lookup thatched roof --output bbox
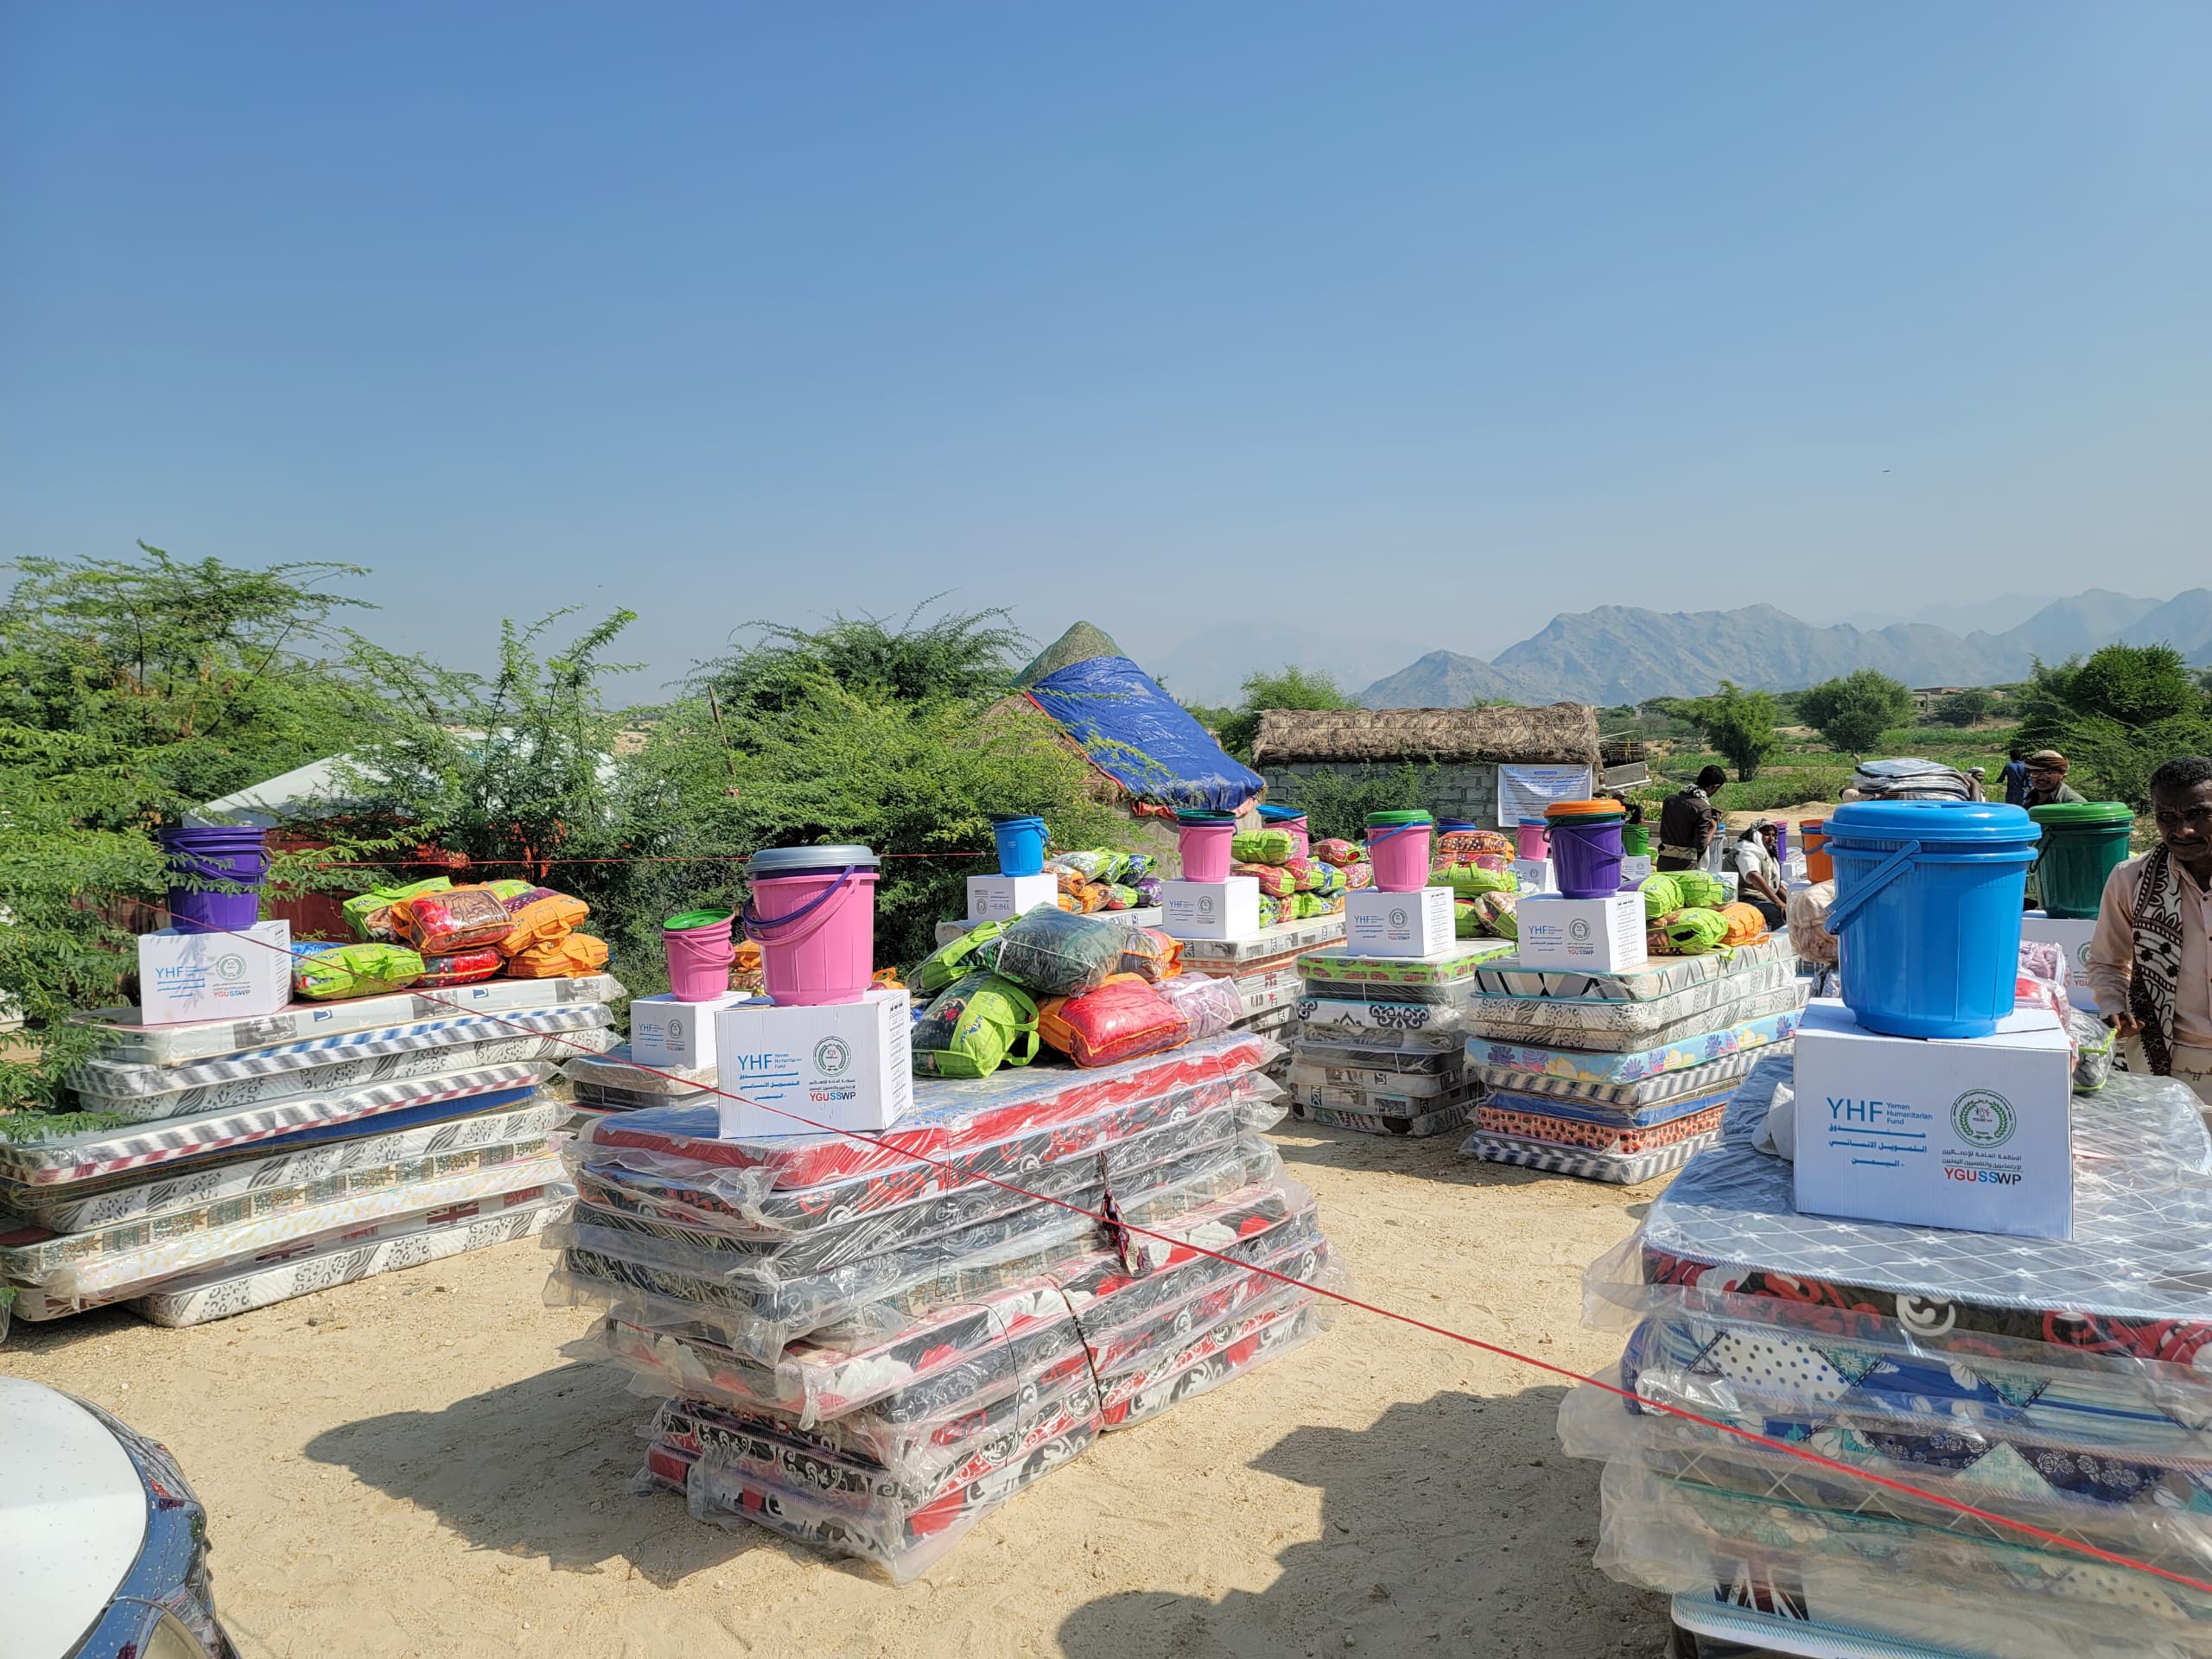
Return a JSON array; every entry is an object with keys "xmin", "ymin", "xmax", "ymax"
[
  {"xmin": 1018, "ymin": 620, "xmax": 1124, "ymax": 686},
  {"xmin": 1250, "ymin": 703, "xmax": 1600, "ymax": 768}
]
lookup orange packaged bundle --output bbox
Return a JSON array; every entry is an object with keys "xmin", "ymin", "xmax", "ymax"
[
  {"xmin": 1057, "ymin": 880, "xmax": 1109, "ymax": 914},
  {"xmin": 495, "ymin": 886, "xmax": 589, "ymax": 957},
  {"xmin": 1037, "ymin": 975, "xmax": 1190, "ymax": 1068},
  {"xmin": 505, "ymin": 931, "xmax": 611, "ymax": 978},
  {"xmin": 730, "ymin": 940, "xmax": 766, "ymax": 995},
  {"xmin": 1718, "ymin": 900, "xmax": 1770, "ymax": 947},
  {"xmin": 1437, "ymin": 829, "xmax": 1515, "ymax": 860},
  {"xmin": 391, "ymin": 884, "xmax": 513, "ymax": 956}
]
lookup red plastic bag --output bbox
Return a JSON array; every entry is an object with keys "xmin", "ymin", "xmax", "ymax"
[
  {"xmin": 1313, "ymin": 838, "xmax": 1362, "ymax": 867},
  {"xmin": 416, "ymin": 946, "xmax": 505, "ymax": 988},
  {"xmin": 391, "ymin": 885, "xmax": 513, "ymax": 955},
  {"xmin": 1036, "ymin": 976, "xmax": 1189, "ymax": 1068}
]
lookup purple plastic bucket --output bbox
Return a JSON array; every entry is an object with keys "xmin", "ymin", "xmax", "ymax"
[
  {"xmin": 159, "ymin": 824, "xmax": 269, "ymax": 932},
  {"xmin": 1550, "ymin": 818, "xmax": 1626, "ymax": 899}
]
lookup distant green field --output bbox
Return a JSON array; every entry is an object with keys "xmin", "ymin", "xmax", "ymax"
[{"xmin": 1641, "ymin": 721, "xmax": 2021, "ymax": 814}]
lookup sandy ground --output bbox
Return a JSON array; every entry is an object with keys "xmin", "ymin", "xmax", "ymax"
[{"xmin": 1, "ymin": 1124, "xmax": 1669, "ymax": 1659}]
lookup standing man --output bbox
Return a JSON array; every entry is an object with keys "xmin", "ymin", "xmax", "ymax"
[
  {"xmin": 2024, "ymin": 750, "xmax": 2086, "ymax": 808},
  {"xmin": 1731, "ymin": 819, "xmax": 1789, "ymax": 930},
  {"xmin": 2091, "ymin": 756, "xmax": 2212, "ymax": 1109},
  {"xmin": 2000, "ymin": 750, "xmax": 2031, "ymax": 806},
  {"xmin": 1965, "ymin": 766, "xmax": 1987, "ymax": 802},
  {"xmin": 1657, "ymin": 766, "xmax": 1727, "ymax": 873}
]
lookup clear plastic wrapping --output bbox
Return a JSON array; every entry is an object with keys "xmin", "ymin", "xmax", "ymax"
[
  {"xmin": 549, "ymin": 1141, "xmax": 1287, "ymax": 1363},
  {"xmin": 574, "ymin": 1031, "xmax": 1277, "ymax": 1191},
  {"xmin": 66, "ymin": 1015, "xmax": 612, "ymax": 1120},
  {"xmin": 1468, "ymin": 1008, "xmax": 1803, "ymax": 1088},
  {"xmin": 68, "ymin": 973, "xmax": 626, "ymax": 1067},
  {"xmin": 1291, "ymin": 1096, "xmax": 1478, "ymax": 1139},
  {"xmin": 1455, "ymin": 960, "xmax": 1801, "ymax": 1047},
  {"xmin": 1157, "ymin": 974, "xmax": 1246, "ymax": 1040},
  {"xmin": 0, "ymin": 1065, "xmax": 556, "ymax": 1185},
  {"xmin": 1467, "ymin": 935, "xmax": 1796, "ymax": 1001},
  {"xmin": 1591, "ymin": 1461, "xmax": 2212, "ymax": 1659},
  {"xmin": 1462, "ymin": 1129, "xmax": 1713, "ymax": 1183}
]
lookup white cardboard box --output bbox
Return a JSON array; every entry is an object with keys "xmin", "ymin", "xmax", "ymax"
[
  {"xmin": 630, "ymin": 990, "xmax": 754, "ymax": 1070},
  {"xmin": 1515, "ymin": 893, "xmax": 1647, "ymax": 971},
  {"xmin": 1617, "ymin": 855, "xmax": 1654, "ymax": 888},
  {"xmin": 1792, "ymin": 996, "xmax": 2073, "ymax": 1240},
  {"xmin": 1510, "ymin": 858, "xmax": 1554, "ymax": 894},
  {"xmin": 966, "ymin": 873, "xmax": 1060, "ymax": 924},
  {"xmin": 2021, "ymin": 911, "xmax": 2101, "ymax": 1016},
  {"xmin": 1160, "ymin": 878, "xmax": 1262, "ymax": 942},
  {"xmin": 137, "ymin": 921, "xmax": 292, "ymax": 1027},
  {"xmin": 1344, "ymin": 887, "xmax": 1455, "ymax": 958},
  {"xmin": 715, "ymin": 988, "xmax": 914, "ymax": 1140}
]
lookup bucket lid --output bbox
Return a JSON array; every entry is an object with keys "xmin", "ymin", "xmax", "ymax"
[
  {"xmin": 1543, "ymin": 800, "xmax": 1620, "ymax": 819},
  {"xmin": 746, "ymin": 844, "xmax": 880, "ymax": 878},
  {"xmin": 1544, "ymin": 811, "xmax": 1625, "ymax": 827},
  {"xmin": 1366, "ymin": 810, "xmax": 1433, "ymax": 826},
  {"xmin": 1175, "ymin": 809, "xmax": 1236, "ymax": 823},
  {"xmin": 664, "ymin": 907, "xmax": 735, "ymax": 931},
  {"xmin": 1256, "ymin": 804, "xmax": 1307, "ymax": 823},
  {"xmin": 1801, "ymin": 820, "xmax": 1825, "ymax": 833},
  {"xmin": 1826, "ymin": 800, "xmax": 2039, "ymax": 845},
  {"xmin": 2028, "ymin": 801, "xmax": 2134, "ymax": 827},
  {"xmin": 988, "ymin": 813, "xmax": 1046, "ymax": 826}
]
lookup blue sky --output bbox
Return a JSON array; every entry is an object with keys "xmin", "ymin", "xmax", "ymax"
[{"xmin": 5, "ymin": 3, "xmax": 2208, "ymax": 702}]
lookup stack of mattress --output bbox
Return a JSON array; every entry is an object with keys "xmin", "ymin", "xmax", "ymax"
[
  {"xmin": 1560, "ymin": 1052, "xmax": 2212, "ymax": 1659},
  {"xmin": 550, "ymin": 1032, "xmax": 1339, "ymax": 1578},
  {"xmin": 1457, "ymin": 938, "xmax": 1806, "ymax": 1183},
  {"xmin": 1179, "ymin": 912, "xmax": 1348, "ymax": 1060},
  {"xmin": 1284, "ymin": 939, "xmax": 1516, "ymax": 1136},
  {"xmin": 563, "ymin": 1043, "xmax": 719, "ymax": 1118},
  {"xmin": 0, "ymin": 976, "xmax": 622, "ymax": 1328}
]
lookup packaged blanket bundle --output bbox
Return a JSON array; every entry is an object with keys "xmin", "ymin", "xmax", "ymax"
[
  {"xmin": 1436, "ymin": 828, "xmax": 1514, "ymax": 861},
  {"xmin": 416, "ymin": 947, "xmax": 505, "ymax": 988},
  {"xmin": 1233, "ymin": 862, "xmax": 1297, "ymax": 899},
  {"xmin": 1311, "ymin": 838, "xmax": 1362, "ymax": 868},
  {"xmin": 391, "ymin": 884, "xmax": 513, "ymax": 955},
  {"xmin": 293, "ymin": 942, "xmax": 426, "ymax": 1001},
  {"xmin": 506, "ymin": 932, "xmax": 611, "ymax": 978},
  {"xmin": 1038, "ymin": 976, "xmax": 1188, "ymax": 1069},
  {"xmin": 1230, "ymin": 829, "xmax": 1295, "ymax": 867},
  {"xmin": 0, "ymin": 975, "xmax": 626, "ymax": 1329},
  {"xmin": 552, "ymin": 1033, "xmax": 1340, "ymax": 1579},
  {"xmin": 495, "ymin": 886, "xmax": 590, "ymax": 957},
  {"xmin": 1560, "ymin": 1055, "xmax": 2212, "ymax": 1659},
  {"xmin": 911, "ymin": 975, "xmax": 1040, "ymax": 1079},
  {"xmin": 1117, "ymin": 928, "xmax": 1183, "ymax": 984},
  {"xmin": 990, "ymin": 909, "xmax": 1125, "ymax": 998},
  {"xmin": 343, "ymin": 877, "xmax": 452, "ymax": 944}
]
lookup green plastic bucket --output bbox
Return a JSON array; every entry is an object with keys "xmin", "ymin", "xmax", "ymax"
[{"xmin": 2028, "ymin": 801, "xmax": 2134, "ymax": 919}]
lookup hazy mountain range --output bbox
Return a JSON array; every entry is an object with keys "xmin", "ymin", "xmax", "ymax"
[{"xmin": 1356, "ymin": 588, "xmax": 2212, "ymax": 709}]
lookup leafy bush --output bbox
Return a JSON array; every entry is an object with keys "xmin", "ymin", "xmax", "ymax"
[
  {"xmin": 1688, "ymin": 682, "xmax": 1781, "ymax": 780},
  {"xmin": 1212, "ymin": 666, "xmax": 1358, "ymax": 761},
  {"xmin": 1266, "ymin": 763, "xmax": 1444, "ymax": 844},
  {"xmin": 1799, "ymin": 671, "xmax": 1913, "ymax": 757},
  {"xmin": 2015, "ymin": 645, "xmax": 2212, "ymax": 808}
]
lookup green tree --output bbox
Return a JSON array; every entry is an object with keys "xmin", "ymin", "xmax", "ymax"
[
  {"xmin": 1798, "ymin": 670, "xmax": 1914, "ymax": 757},
  {"xmin": 1932, "ymin": 688, "xmax": 1993, "ymax": 728},
  {"xmin": 1689, "ymin": 681, "xmax": 1781, "ymax": 781},
  {"xmin": 0, "ymin": 548, "xmax": 400, "ymax": 1113},
  {"xmin": 1214, "ymin": 665, "xmax": 1358, "ymax": 760},
  {"xmin": 2015, "ymin": 645, "xmax": 2212, "ymax": 808}
]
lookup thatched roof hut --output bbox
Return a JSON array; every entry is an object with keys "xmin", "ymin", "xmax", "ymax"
[{"xmin": 1250, "ymin": 703, "xmax": 1599, "ymax": 769}]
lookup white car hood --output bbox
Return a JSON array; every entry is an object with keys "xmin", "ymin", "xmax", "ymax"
[{"xmin": 0, "ymin": 1377, "xmax": 147, "ymax": 1659}]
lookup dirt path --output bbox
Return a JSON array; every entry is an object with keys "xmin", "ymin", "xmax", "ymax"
[{"xmin": 2, "ymin": 1126, "xmax": 1669, "ymax": 1658}]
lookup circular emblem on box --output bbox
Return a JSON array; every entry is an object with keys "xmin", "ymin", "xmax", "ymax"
[
  {"xmin": 814, "ymin": 1036, "xmax": 853, "ymax": 1075},
  {"xmin": 1389, "ymin": 907, "xmax": 1408, "ymax": 928},
  {"xmin": 1198, "ymin": 896, "xmax": 1216, "ymax": 917},
  {"xmin": 1950, "ymin": 1088, "xmax": 2016, "ymax": 1148},
  {"xmin": 1568, "ymin": 919, "xmax": 1592, "ymax": 943},
  {"xmin": 667, "ymin": 1015, "xmax": 686, "ymax": 1039},
  {"xmin": 215, "ymin": 953, "xmax": 247, "ymax": 981}
]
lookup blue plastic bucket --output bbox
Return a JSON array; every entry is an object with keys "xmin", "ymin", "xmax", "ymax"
[
  {"xmin": 1822, "ymin": 801, "xmax": 2042, "ymax": 1039},
  {"xmin": 988, "ymin": 815, "xmax": 1048, "ymax": 878}
]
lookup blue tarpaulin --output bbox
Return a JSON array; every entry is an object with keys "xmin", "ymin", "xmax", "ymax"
[{"xmin": 1024, "ymin": 655, "xmax": 1263, "ymax": 813}]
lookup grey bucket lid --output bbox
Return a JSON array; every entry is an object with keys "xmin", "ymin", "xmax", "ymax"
[{"xmin": 746, "ymin": 844, "xmax": 880, "ymax": 877}]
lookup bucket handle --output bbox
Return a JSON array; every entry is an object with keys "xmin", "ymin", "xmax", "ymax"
[
  {"xmin": 741, "ymin": 866, "xmax": 860, "ymax": 947},
  {"xmin": 1823, "ymin": 839, "xmax": 1923, "ymax": 938},
  {"xmin": 1366, "ymin": 823, "xmax": 1431, "ymax": 846}
]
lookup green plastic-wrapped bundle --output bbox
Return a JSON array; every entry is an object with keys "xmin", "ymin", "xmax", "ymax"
[
  {"xmin": 911, "ymin": 973, "xmax": 1040, "ymax": 1078},
  {"xmin": 1471, "ymin": 890, "xmax": 1518, "ymax": 938},
  {"xmin": 1638, "ymin": 872, "xmax": 1685, "ymax": 921},
  {"xmin": 1230, "ymin": 829, "xmax": 1295, "ymax": 867},
  {"xmin": 1671, "ymin": 871, "xmax": 1729, "ymax": 911},
  {"xmin": 1433, "ymin": 862, "xmax": 1517, "ymax": 897},
  {"xmin": 1654, "ymin": 906, "xmax": 1730, "ymax": 956}
]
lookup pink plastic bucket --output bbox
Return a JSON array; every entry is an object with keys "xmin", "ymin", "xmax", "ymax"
[
  {"xmin": 1515, "ymin": 821, "xmax": 1548, "ymax": 861},
  {"xmin": 1365, "ymin": 815, "xmax": 1433, "ymax": 893},
  {"xmin": 741, "ymin": 847, "xmax": 880, "ymax": 1007},
  {"xmin": 662, "ymin": 909, "xmax": 736, "ymax": 1001},
  {"xmin": 1177, "ymin": 818, "xmax": 1236, "ymax": 883}
]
